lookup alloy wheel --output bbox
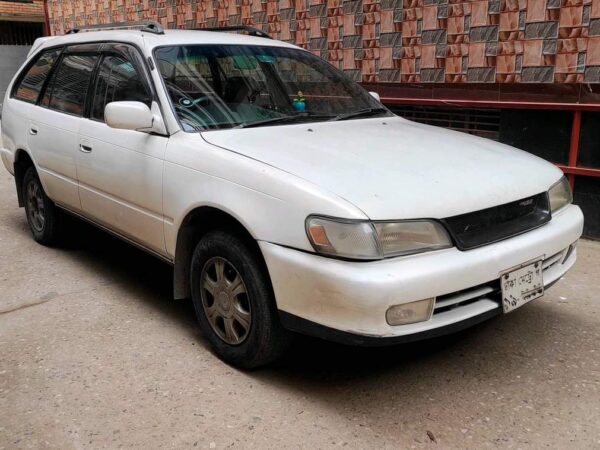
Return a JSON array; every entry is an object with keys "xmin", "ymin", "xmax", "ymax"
[
  {"xmin": 26, "ymin": 179, "xmax": 45, "ymax": 232},
  {"xmin": 200, "ymin": 256, "xmax": 252, "ymax": 345}
]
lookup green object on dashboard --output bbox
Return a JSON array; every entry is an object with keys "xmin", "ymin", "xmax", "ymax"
[
  {"xmin": 232, "ymin": 55, "xmax": 257, "ymax": 70},
  {"xmin": 256, "ymin": 54, "xmax": 276, "ymax": 63}
]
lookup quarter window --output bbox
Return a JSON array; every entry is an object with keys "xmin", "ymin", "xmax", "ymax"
[
  {"xmin": 14, "ymin": 48, "xmax": 61, "ymax": 103},
  {"xmin": 91, "ymin": 55, "xmax": 152, "ymax": 121},
  {"xmin": 41, "ymin": 54, "xmax": 98, "ymax": 116}
]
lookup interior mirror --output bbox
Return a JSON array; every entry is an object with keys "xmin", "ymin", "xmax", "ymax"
[
  {"xmin": 369, "ymin": 91, "xmax": 381, "ymax": 102},
  {"xmin": 105, "ymin": 101, "xmax": 154, "ymax": 131}
]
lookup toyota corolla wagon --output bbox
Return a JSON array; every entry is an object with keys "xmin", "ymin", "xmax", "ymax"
[{"xmin": 0, "ymin": 22, "xmax": 583, "ymax": 368}]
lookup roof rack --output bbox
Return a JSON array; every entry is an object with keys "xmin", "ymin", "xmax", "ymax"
[
  {"xmin": 196, "ymin": 25, "xmax": 272, "ymax": 39},
  {"xmin": 66, "ymin": 21, "xmax": 164, "ymax": 35}
]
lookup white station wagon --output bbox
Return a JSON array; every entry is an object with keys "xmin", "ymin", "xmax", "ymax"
[{"xmin": 1, "ymin": 22, "xmax": 584, "ymax": 368}]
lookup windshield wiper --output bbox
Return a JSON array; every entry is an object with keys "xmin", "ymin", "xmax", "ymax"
[
  {"xmin": 329, "ymin": 107, "xmax": 389, "ymax": 121},
  {"xmin": 234, "ymin": 113, "xmax": 334, "ymax": 129}
]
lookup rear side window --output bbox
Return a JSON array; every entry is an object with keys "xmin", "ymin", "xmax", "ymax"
[
  {"xmin": 41, "ymin": 54, "xmax": 98, "ymax": 116},
  {"xmin": 91, "ymin": 55, "xmax": 152, "ymax": 121},
  {"xmin": 14, "ymin": 48, "xmax": 61, "ymax": 103}
]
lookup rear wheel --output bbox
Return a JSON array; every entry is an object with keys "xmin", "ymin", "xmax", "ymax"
[
  {"xmin": 23, "ymin": 167, "xmax": 61, "ymax": 245},
  {"xmin": 190, "ymin": 230, "xmax": 291, "ymax": 369}
]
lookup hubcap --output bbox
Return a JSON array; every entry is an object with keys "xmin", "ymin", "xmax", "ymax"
[
  {"xmin": 26, "ymin": 180, "xmax": 45, "ymax": 232},
  {"xmin": 200, "ymin": 257, "xmax": 251, "ymax": 345}
]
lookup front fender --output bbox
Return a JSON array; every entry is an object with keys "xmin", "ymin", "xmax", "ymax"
[{"xmin": 162, "ymin": 132, "xmax": 368, "ymax": 259}]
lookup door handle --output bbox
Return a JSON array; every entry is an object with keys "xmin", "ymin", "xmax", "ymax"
[
  {"xmin": 29, "ymin": 126, "xmax": 38, "ymax": 135},
  {"xmin": 79, "ymin": 144, "xmax": 93, "ymax": 153}
]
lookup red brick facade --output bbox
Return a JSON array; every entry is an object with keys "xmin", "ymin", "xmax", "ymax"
[
  {"xmin": 45, "ymin": 0, "xmax": 600, "ymax": 84},
  {"xmin": 0, "ymin": 0, "xmax": 44, "ymax": 21}
]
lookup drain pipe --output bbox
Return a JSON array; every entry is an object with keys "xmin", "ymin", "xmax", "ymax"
[{"xmin": 43, "ymin": 0, "xmax": 51, "ymax": 36}]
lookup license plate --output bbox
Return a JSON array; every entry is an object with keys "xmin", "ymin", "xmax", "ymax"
[{"xmin": 500, "ymin": 260, "xmax": 544, "ymax": 313}]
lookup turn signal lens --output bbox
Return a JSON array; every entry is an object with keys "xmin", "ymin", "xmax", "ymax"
[
  {"xmin": 307, "ymin": 224, "xmax": 332, "ymax": 248},
  {"xmin": 386, "ymin": 298, "xmax": 435, "ymax": 326}
]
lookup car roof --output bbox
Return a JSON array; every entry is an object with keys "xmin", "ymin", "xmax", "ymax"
[{"xmin": 31, "ymin": 29, "xmax": 301, "ymax": 56}]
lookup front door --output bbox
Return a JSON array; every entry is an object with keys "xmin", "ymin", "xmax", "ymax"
[{"xmin": 77, "ymin": 49, "xmax": 168, "ymax": 255}]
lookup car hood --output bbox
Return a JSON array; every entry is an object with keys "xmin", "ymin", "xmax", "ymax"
[{"xmin": 201, "ymin": 116, "xmax": 563, "ymax": 220}]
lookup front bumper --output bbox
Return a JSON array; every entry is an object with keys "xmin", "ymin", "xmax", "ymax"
[{"xmin": 260, "ymin": 204, "xmax": 583, "ymax": 343}]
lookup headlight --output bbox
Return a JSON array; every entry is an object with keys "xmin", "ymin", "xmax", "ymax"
[
  {"xmin": 373, "ymin": 221, "xmax": 452, "ymax": 257},
  {"xmin": 548, "ymin": 176, "xmax": 572, "ymax": 213},
  {"xmin": 306, "ymin": 216, "xmax": 452, "ymax": 260}
]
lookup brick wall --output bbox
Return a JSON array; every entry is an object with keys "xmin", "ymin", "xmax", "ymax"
[
  {"xmin": 0, "ymin": 0, "xmax": 44, "ymax": 20},
  {"xmin": 46, "ymin": 0, "xmax": 600, "ymax": 84}
]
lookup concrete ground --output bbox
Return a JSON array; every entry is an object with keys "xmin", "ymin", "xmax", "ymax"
[{"xmin": 0, "ymin": 170, "xmax": 599, "ymax": 449}]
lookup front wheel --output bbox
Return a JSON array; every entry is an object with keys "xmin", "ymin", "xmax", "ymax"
[
  {"xmin": 23, "ymin": 167, "xmax": 61, "ymax": 245},
  {"xmin": 190, "ymin": 230, "xmax": 291, "ymax": 369}
]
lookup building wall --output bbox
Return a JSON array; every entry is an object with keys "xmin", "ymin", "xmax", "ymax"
[
  {"xmin": 47, "ymin": 0, "xmax": 600, "ymax": 84},
  {"xmin": 0, "ymin": 0, "xmax": 44, "ymax": 21},
  {"xmin": 0, "ymin": 1, "xmax": 44, "ymax": 100},
  {"xmin": 0, "ymin": 45, "xmax": 29, "ymax": 102}
]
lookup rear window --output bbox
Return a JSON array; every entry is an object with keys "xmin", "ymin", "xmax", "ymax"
[
  {"xmin": 41, "ymin": 54, "xmax": 98, "ymax": 116},
  {"xmin": 14, "ymin": 48, "xmax": 61, "ymax": 103}
]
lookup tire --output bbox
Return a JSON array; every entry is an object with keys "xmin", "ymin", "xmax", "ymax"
[
  {"xmin": 190, "ymin": 230, "xmax": 291, "ymax": 369},
  {"xmin": 23, "ymin": 167, "xmax": 61, "ymax": 245}
]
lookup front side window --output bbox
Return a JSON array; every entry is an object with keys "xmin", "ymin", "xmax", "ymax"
[
  {"xmin": 14, "ymin": 48, "xmax": 61, "ymax": 103},
  {"xmin": 41, "ymin": 54, "xmax": 98, "ymax": 116},
  {"xmin": 154, "ymin": 45, "xmax": 389, "ymax": 131},
  {"xmin": 91, "ymin": 55, "xmax": 152, "ymax": 121}
]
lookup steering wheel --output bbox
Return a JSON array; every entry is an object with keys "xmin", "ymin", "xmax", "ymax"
[
  {"xmin": 247, "ymin": 86, "xmax": 262, "ymax": 103},
  {"xmin": 165, "ymin": 80, "xmax": 218, "ymax": 110},
  {"xmin": 177, "ymin": 93, "xmax": 218, "ymax": 108}
]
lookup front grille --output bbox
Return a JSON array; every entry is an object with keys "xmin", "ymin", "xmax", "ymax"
[
  {"xmin": 434, "ymin": 281, "xmax": 500, "ymax": 314},
  {"xmin": 433, "ymin": 247, "xmax": 568, "ymax": 315},
  {"xmin": 441, "ymin": 192, "xmax": 551, "ymax": 250}
]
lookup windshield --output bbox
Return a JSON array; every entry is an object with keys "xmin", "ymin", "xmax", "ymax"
[{"xmin": 154, "ymin": 44, "xmax": 390, "ymax": 131}]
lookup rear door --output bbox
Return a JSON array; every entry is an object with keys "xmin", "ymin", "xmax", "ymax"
[
  {"xmin": 77, "ymin": 44, "xmax": 168, "ymax": 255},
  {"xmin": 22, "ymin": 47, "xmax": 99, "ymax": 211}
]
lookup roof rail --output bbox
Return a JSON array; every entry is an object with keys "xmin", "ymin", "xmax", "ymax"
[
  {"xmin": 197, "ymin": 25, "xmax": 272, "ymax": 39},
  {"xmin": 66, "ymin": 21, "xmax": 164, "ymax": 35}
]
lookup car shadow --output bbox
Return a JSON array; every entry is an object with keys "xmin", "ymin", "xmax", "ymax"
[
  {"xmin": 53, "ymin": 213, "xmax": 507, "ymax": 379},
  {"xmin": 58, "ymin": 214, "xmax": 201, "ymax": 337},
  {"xmin": 248, "ymin": 302, "xmax": 596, "ymax": 444}
]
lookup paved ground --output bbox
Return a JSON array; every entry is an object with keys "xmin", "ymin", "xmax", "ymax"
[{"xmin": 0, "ymin": 168, "xmax": 599, "ymax": 449}]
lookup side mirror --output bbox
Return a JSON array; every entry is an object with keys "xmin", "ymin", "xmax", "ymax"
[
  {"xmin": 105, "ymin": 101, "xmax": 155, "ymax": 132},
  {"xmin": 369, "ymin": 91, "xmax": 381, "ymax": 102}
]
